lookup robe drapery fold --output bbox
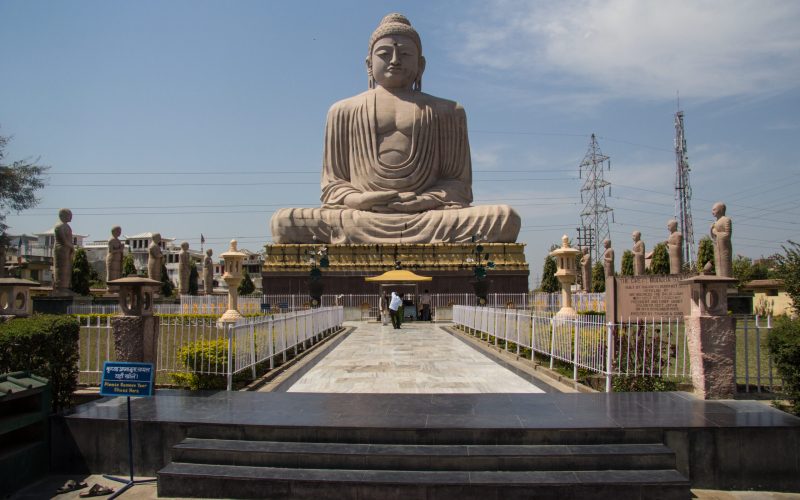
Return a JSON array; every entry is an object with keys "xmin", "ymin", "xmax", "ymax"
[{"xmin": 271, "ymin": 89, "xmax": 521, "ymax": 244}]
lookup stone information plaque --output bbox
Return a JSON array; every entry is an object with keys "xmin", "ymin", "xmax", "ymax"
[{"xmin": 613, "ymin": 275, "xmax": 690, "ymax": 321}]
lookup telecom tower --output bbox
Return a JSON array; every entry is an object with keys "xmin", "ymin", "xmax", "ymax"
[
  {"xmin": 674, "ymin": 109, "xmax": 695, "ymax": 268},
  {"xmin": 578, "ymin": 134, "xmax": 613, "ymax": 262}
]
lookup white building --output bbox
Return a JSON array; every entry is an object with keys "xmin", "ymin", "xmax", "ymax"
[{"xmin": 124, "ymin": 232, "xmax": 173, "ymax": 277}]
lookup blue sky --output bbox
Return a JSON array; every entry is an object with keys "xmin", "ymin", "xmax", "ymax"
[{"xmin": 2, "ymin": 0, "xmax": 798, "ymax": 286}]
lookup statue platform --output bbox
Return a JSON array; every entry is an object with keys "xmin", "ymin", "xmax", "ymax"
[{"xmin": 262, "ymin": 243, "xmax": 529, "ymax": 294}]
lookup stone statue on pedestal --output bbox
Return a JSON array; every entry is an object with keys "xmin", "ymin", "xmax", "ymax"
[
  {"xmin": 106, "ymin": 226, "xmax": 124, "ymax": 282},
  {"xmin": 178, "ymin": 241, "xmax": 190, "ymax": 295},
  {"xmin": 710, "ymin": 202, "xmax": 733, "ymax": 278},
  {"xmin": 147, "ymin": 233, "xmax": 164, "ymax": 282},
  {"xmin": 603, "ymin": 239, "xmax": 614, "ymax": 278},
  {"xmin": 632, "ymin": 231, "xmax": 645, "ymax": 276},
  {"xmin": 667, "ymin": 219, "xmax": 683, "ymax": 275},
  {"xmin": 203, "ymin": 249, "xmax": 214, "ymax": 295},
  {"xmin": 580, "ymin": 247, "xmax": 591, "ymax": 292},
  {"xmin": 52, "ymin": 208, "xmax": 74, "ymax": 293},
  {"xmin": 270, "ymin": 13, "xmax": 520, "ymax": 245}
]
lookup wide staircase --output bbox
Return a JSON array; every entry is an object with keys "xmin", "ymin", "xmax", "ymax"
[{"xmin": 157, "ymin": 425, "xmax": 690, "ymax": 499}]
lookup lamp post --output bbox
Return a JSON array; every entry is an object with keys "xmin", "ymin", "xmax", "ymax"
[
  {"xmin": 550, "ymin": 235, "xmax": 580, "ymax": 317},
  {"xmin": 219, "ymin": 240, "xmax": 245, "ymax": 325}
]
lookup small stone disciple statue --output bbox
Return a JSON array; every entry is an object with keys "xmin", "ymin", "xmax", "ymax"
[
  {"xmin": 105, "ymin": 226, "xmax": 124, "ymax": 282},
  {"xmin": 632, "ymin": 231, "xmax": 645, "ymax": 276},
  {"xmin": 178, "ymin": 241, "xmax": 190, "ymax": 295},
  {"xmin": 52, "ymin": 208, "xmax": 75, "ymax": 293},
  {"xmin": 147, "ymin": 233, "xmax": 164, "ymax": 282},
  {"xmin": 203, "ymin": 249, "xmax": 214, "ymax": 294},
  {"xmin": 666, "ymin": 219, "xmax": 683, "ymax": 275},
  {"xmin": 580, "ymin": 247, "xmax": 592, "ymax": 292},
  {"xmin": 710, "ymin": 202, "xmax": 733, "ymax": 278},
  {"xmin": 270, "ymin": 13, "xmax": 520, "ymax": 244},
  {"xmin": 603, "ymin": 239, "xmax": 614, "ymax": 278}
]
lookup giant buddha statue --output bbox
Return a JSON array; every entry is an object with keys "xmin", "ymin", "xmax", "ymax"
[{"xmin": 270, "ymin": 13, "xmax": 521, "ymax": 244}]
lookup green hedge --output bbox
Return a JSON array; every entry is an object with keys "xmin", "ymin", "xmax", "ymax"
[
  {"xmin": 767, "ymin": 316, "xmax": 800, "ymax": 415},
  {"xmin": 0, "ymin": 315, "xmax": 80, "ymax": 412}
]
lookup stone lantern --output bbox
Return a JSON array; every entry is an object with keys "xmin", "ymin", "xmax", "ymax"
[
  {"xmin": 219, "ymin": 240, "xmax": 245, "ymax": 325},
  {"xmin": 681, "ymin": 274, "xmax": 738, "ymax": 399},
  {"xmin": 107, "ymin": 277, "xmax": 162, "ymax": 364},
  {"xmin": 108, "ymin": 277, "xmax": 161, "ymax": 317},
  {"xmin": 0, "ymin": 278, "xmax": 40, "ymax": 318},
  {"xmin": 549, "ymin": 235, "xmax": 581, "ymax": 318}
]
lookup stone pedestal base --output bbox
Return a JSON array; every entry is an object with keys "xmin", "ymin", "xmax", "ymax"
[
  {"xmin": 262, "ymin": 243, "xmax": 529, "ymax": 294},
  {"xmin": 686, "ymin": 315, "xmax": 736, "ymax": 399},
  {"xmin": 111, "ymin": 316, "xmax": 160, "ymax": 364}
]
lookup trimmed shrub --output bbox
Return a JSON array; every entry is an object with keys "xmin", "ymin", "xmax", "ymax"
[
  {"xmin": 613, "ymin": 376, "xmax": 678, "ymax": 392},
  {"xmin": 0, "ymin": 315, "xmax": 80, "ymax": 412},
  {"xmin": 767, "ymin": 316, "xmax": 800, "ymax": 415},
  {"xmin": 170, "ymin": 338, "xmax": 249, "ymax": 390}
]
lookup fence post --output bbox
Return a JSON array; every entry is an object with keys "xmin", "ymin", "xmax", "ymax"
[
  {"xmin": 549, "ymin": 317, "xmax": 555, "ymax": 370},
  {"xmin": 605, "ymin": 322, "xmax": 614, "ymax": 392},
  {"xmin": 573, "ymin": 319, "xmax": 579, "ymax": 382},
  {"xmin": 250, "ymin": 323, "xmax": 257, "ymax": 380},
  {"xmin": 226, "ymin": 324, "xmax": 233, "ymax": 391}
]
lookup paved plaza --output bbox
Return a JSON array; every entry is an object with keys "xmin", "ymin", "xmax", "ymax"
[{"xmin": 285, "ymin": 321, "xmax": 546, "ymax": 394}]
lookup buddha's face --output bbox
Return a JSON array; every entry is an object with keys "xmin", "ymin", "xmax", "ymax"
[{"xmin": 369, "ymin": 35, "xmax": 422, "ymax": 89}]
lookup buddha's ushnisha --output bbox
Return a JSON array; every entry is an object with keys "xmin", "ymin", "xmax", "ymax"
[{"xmin": 271, "ymin": 13, "xmax": 520, "ymax": 244}]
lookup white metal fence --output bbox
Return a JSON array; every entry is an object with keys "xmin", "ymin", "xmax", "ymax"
[
  {"xmin": 70, "ymin": 292, "xmax": 587, "ymax": 317},
  {"xmin": 453, "ymin": 305, "xmax": 687, "ymax": 392},
  {"xmin": 453, "ymin": 306, "xmax": 782, "ymax": 394},
  {"xmin": 735, "ymin": 315, "xmax": 783, "ymax": 393},
  {"xmin": 77, "ymin": 307, "xmax": 344, "ymax": 389}
]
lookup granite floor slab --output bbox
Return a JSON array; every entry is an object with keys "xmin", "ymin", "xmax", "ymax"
[{"xmin": 284, "ymin": 322, "xmax": 546, "ymax": 394}]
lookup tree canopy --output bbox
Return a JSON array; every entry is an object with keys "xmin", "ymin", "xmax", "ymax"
[
  {"xmin": 649, "ymin": 243, "xmax": 670, "ymax": 275},
  {"xmin": 238, "ymin": 269, "xmax": 256, "ymax": 296},
  {"xmin": 776, "ymin": 241, "xmax": 800, "ymax": 314},
  {"xmin": 621, "ymin": 250, "xmax": 634, "ymax": 276},
  {"xmin": 71, "ymin": 248, "xmax": 92, "ymax": 296},
  {"xmin": 122, "ymin": 253, "xmax": 137, "ymax": 277},
  {"xmin": 539, "ymin": 255, "xmax": 560, "ymax": 293},
  {"xmin": 0, "ymin": 132, "xmax": 48, "ymax": 245},
  {"xmin": 697, "ymin": 237, "xmax": 715, "ymax": 274},
  {"xmin": 591, "ymin": 262, "xmax": 605, "ymax": 292}
]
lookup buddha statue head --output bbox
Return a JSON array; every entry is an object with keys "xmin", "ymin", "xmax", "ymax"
[{"xmin": 366, "ymin": 13, "xmax": 426, "ymax": 91}]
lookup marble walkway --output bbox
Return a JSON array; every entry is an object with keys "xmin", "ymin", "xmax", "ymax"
[{"xmin": 285, "ymin": 321, "xmax": 546, "ymax": 394}]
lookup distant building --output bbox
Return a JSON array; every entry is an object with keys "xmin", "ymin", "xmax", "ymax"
[
  {"xmin": 164, "ymin": 243, "xmax": 204, "ymax": 288},
  {"xmin": 213, "ymin": 247, "xmax": 264, "ymax": 292},
  {"xmin": 741, "ymin": 279, "xmax": 795, "ymax": 317},
  {"xmin": 5, "ymin": 230, "xmax": 87, "ymax": 285},
  {"xmin": 124, "ymin": 232, "xmax": 173, "ymax": 278}
]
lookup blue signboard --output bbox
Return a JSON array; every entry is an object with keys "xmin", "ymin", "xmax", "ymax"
[{"xmin": 100, "ymin": 362, "xmax": 154, "ymax": 397}]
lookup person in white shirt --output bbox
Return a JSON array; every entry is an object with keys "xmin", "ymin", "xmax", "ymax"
[{"xmin": 389, "ymin": 291, "xmax": 403, "ymax": 329}]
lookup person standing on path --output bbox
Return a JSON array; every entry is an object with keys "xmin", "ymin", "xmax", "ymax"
[
  {"xmin": 389, "ymin": 291, "xmax": 403, "ymax": 329},
  {"xmin": 420, "ymin": 289, "xmax": 431, "ymax": 321}
]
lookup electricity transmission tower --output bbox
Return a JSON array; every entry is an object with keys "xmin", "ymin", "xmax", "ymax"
[
  {"xmin": 674, "ymin": 109, "xmax": 695, "ymax": 268},
  {"xmin": 578, "ymin": 134, "xmax": 613, "ymax": 262}
]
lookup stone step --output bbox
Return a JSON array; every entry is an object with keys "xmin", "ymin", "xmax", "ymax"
[
  {"xmin": 185, "ymin": 424, "xmax": 664, "ymax": 446},
  {"xmin": 157, "ymin": 462, "xmax": 690, "ymax": 499},
  {"xmin": 172, "ymin": 438, "xmax": 677, "ymax": 471}
]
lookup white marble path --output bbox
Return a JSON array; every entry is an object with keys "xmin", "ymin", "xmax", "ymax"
[{"xmin": 286, "ymin": 321, "xmax": 545, "ymax": 394}]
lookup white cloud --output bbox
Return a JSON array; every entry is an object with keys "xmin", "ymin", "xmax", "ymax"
[{"xmin": 453, "ymin": 0, "xmax": 800, "ymax": 100}]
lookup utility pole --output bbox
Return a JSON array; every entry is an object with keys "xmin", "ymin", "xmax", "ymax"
[
  {"xmin": 579, "ymin": 134, "xmax": 613, "ymax": 262},
  {"xmin": 674, "ymin": 107, "xmax": 695, "ymax": 268}
]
